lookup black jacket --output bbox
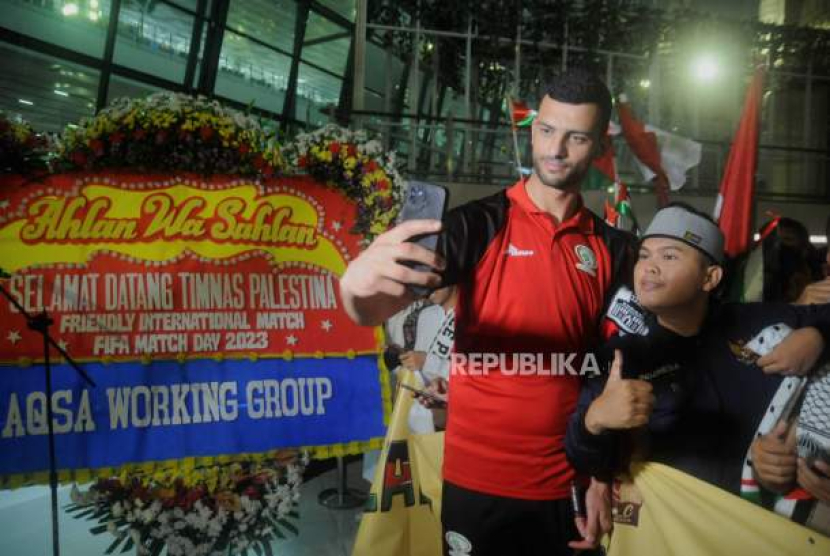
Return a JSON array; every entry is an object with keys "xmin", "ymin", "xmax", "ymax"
[{"xmin": 565, "ymin": 300, "xmax": 830, "ymax": 495}]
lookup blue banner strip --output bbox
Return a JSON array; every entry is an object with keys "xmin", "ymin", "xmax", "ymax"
[{"xmin": 0, "ymin": 355, "xmax": 386, "ymax": 475}]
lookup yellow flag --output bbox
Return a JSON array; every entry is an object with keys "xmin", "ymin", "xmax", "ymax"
[
  {"xmin": 609, "ymin": 463, "xmax": 830, "ymax": 556},
  {"xmin": 351, "ymin": 371, "xmax": 444, "ymax": 556}
]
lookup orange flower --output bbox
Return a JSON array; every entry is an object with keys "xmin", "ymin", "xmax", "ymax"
[{"xmin": 215, "ymin": 491, "xmax": 242, "ymax": 512}]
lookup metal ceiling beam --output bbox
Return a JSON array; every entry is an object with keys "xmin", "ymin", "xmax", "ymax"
[
  {"xmin": 95, "ymin": 0, "xmax": 122, "ymax": 111},
  {"xmin": 184, "ymin": 0, "xmax": 208, "ymax": 91},
  {"xmin": 196, "ymin": 0, "xmax": 230, "ymax": 95},
  {"xmin": 281, "ymin": 0, "xmax": 311, "ymax": 130},
  {"xmin": 304, "ymin": 31, "xmax": 351, "ymax": 47}
]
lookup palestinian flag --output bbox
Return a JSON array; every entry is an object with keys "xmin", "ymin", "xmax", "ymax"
[
  {"xmin": 605, "ymin": 182, "xmax": 639, "ymax": 234},
  {"xmin": 583, "ymin": 134, "xmax": 618, "ymax": 191},
  {"xmin": 714, "ymin": 67, "xmax": 764, "ymax": 258},
  {"xmin": 617, "ymin": 94, "xmax": 670, "ymax": 207},
  {"xmin": 723, "ymin": 213, "xmax": 780, "ymax": 302},
  {"xmin": 509, "ymin": 99, "xmax": 537, "ymax": 128}
]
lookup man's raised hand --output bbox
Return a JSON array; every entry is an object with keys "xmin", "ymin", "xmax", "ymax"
[
  {"xmin": 584, "ymin": 350, "xmax": 655, "ymax": 435},
  {"xmin": 339, "ymin": 219, "xmax": 445, "ymax": 325}
]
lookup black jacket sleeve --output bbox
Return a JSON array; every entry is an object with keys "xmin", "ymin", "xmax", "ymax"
[
  {"xmin": 786, "ymin": 301, "xmax": 830, "ymax": 361},
  {"xmin": 741, "ymin": 301, "xmax": 830, "ymax": 364},
  {"xmin": 565, "ymin": 370, "xmax": 619, "ymax": 480},
  {"xmin": 565, "ymin": 327, "xmax": 689, "ymax": 479},
  {"xmin": 435, "ymin": 191, "xmax": 509, "ymax": 287}
]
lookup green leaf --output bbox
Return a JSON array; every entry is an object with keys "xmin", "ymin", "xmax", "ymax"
[
  {"xmin": 149, "ymin": 538, "xmax": 164, "ymax": 556},
  {"xmin": 63, "ymin": 505, "xmax": 90, "ymax": 514},
  {"xmin": 287, "ymin": 510, "xmax": 299, "ymax": 519},
  {"xmin": 263, "ymin": 541, "xmax": 274, "ymax": 556},
  {"xmin": 252, "ymin": 542, "xmax": 262, "ymax": 556},
  {"xmin": 90, "ymin": 524, "xmax": 110, "ymax": 535},
  {"xmin": 121, "ymin": 538, "xmax": 135, "ymax": 554},
  {"xmin": 268, "ymin": 520, "xmax": 285, "ymax": 540},
  {"xmin": 75, "ymin": 508, "xmax": 98, "ymax": 519},
  {"xmin": 104, "ymin": 535, "xmax": 125, "ymax": 555},
  {"xmin": 276, "ymin": 519, "xmax": 299, "ymax": 536}
]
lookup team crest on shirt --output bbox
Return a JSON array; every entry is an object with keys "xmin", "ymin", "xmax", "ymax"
[{"xmin": 574, "ymin": 244, "xmax": 597, "ymax": 276}]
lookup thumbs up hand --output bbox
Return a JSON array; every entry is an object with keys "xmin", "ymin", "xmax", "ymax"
[{"xmin": 584, "ymin": 350, "xmax": 655, "ymax": 435}]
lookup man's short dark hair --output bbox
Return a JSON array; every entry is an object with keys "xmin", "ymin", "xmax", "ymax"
[{"xmin": 544, "ymin": 68, "xmax": 612, "ymax": 135}]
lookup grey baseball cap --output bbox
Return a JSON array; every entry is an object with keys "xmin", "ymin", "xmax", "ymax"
[{"xmin": 642, "ymin": 205, "xmax": 725, "ymax": 264}]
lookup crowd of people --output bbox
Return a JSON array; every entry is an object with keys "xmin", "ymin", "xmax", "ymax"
[{"xmin": 340, "ymin": 68, "xmax": 830, "ymax": 555}]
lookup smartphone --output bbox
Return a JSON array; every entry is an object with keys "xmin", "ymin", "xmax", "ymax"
[
  {"xmin": 397, "ymin": 181, "xmax": 449, "ymax": 297},
  {"xmin": 399, "ymin": 382, "xmax": 447, "ymax": 407}
]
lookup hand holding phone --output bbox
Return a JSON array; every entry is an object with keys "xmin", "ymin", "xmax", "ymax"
[
  {"xmin": 339, "ymin": 183, "xmax": 448, "ymax": 325},
  {"xmin": 397, "ymin": 181, "xmax": 449, "ymax": 297},
  {"xmin": 400, "ymin": 382, "xmax": 447, "ymax": 408}
]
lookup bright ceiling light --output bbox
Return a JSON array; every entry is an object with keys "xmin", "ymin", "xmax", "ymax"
[
  {"xmin": 692, "ymin": 55, "xmax": 719, "ymax": 82},
  {"xmin": 62, "ymin": 3, "xmax": 79, "ymax": 16},
  {"xmin": 18, "ymin": 99, "xmax": 34, "ymax": 106},
  {"xmin": 639, "ymin": 79, "xmax": 651, "ymax": 89},
  {"xmin": 54, "ymin": 89, "xmax": 70, "ymax": 97}
]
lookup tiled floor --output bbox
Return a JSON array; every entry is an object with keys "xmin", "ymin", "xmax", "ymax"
[{"xmin": 0, "ymin": 460, "xmax": 370, "ymax": 556}]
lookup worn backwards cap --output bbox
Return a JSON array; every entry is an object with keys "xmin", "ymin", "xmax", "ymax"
[{"xmin": 642, "ymin": 206, "xmax": 725, "ymax": 264}]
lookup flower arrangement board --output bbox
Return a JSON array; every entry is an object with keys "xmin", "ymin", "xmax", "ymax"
[{"xmin": 0, "ymin": 172, "xmax": 393, "ymax": 489}]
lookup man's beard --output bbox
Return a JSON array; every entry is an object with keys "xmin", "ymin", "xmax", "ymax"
[{"xmin": 532, "ymin": 155, "xmax": 588, "ymax": 191}]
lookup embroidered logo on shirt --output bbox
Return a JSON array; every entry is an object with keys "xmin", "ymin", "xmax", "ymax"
[
  {"xmin": 575, "ymin": 244, "xmax": 597, "ymax": 276},
  {"xmin": 505, "ymin": 244, "xmax": 535, "ymax": 257},
  {"xmin": 728, "ymin": 339, "xmax": 759, "ymax": 365}
]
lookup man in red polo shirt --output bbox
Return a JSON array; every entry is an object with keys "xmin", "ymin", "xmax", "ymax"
[{"xmin": 340, "ymin": 68, "xmax": 632, "ymax": 555}]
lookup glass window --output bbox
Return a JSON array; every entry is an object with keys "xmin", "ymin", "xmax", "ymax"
[
  {"xmin": 302, "ymin": 11, "xmax": 350, "ymax": 77},
  {"xmin": 214, "ymin": 31, "xmax": 292, "ymax": 114},
  {"xmin": 226, "ymin": 0, "xmax": 296, "ymax": 55},
  {"xmin": 316, "ymin": 0, "xmax": 355, "ymax": 23},
  {"xmin": 107, "ymin": 73, "xmax": 161, "ymax": 104},
  {"xmin": 114, "ymin": 0, "xmax": 195, "ymax": 83},
  {"xmin": 296, "ymin": 62, "xmax": 343, "ymax": 125},
  {"xmin": 0, "ymin": 43, "xmax": 98, "ymax": 132},
  {"xmin": 165, "ymin": 0, "xmax": 201, "ymax": 12},
  {"xmin": 2, "ymin": 0, "xmax": 112, "ymax": 58}
]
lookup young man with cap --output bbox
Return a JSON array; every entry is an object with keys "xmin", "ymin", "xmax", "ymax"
[
  {"xmin": 341, "ymin": 68, "xmax": 632, "ymax": 555},
  {"xmin": 565, "ymin": 203, "xmax": 830, "ymax": 494}
]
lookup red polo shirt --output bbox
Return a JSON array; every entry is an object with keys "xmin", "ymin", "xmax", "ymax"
[{"xmin": 442, "ymin": 180, "xmax": 618, "ymax": 500}]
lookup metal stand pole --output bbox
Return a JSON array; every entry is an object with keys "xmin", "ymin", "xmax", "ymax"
[
  {"xmin": 0, "ymin": 281, "xmax": 95, "ymax": 556},
  {"xmin": 317, "ymin": 457, "xmax": 366, "ymax": 509}
]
